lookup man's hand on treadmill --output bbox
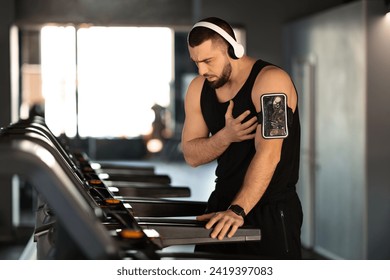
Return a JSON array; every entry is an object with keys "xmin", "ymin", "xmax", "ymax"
[{"xmin": 196, "ymin": 211, "xmax": 244, "ymax": 240}]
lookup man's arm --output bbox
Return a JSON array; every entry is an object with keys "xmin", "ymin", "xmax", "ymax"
[
  {"xmin": 197, "ymin": 66, "xmax": 298, "ymax": 239},
  {"xmin": 181, "ymin": 76, "xmax": 257, "ymax": 167}
]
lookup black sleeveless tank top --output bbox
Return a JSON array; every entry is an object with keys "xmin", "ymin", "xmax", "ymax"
[{"xmin": 200, "ymin": 59, "xmax": 301, "ymax": 207}]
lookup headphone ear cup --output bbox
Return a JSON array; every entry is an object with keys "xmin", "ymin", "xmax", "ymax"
[
  {"xmin": 228, "ymin": 45, "xmax": 238, "ymax": 59},
  {"xmin": 227, "ymin": 42, "xmax": 244, "ymax": 59},
  {"xmin": 234, "ymin": 43, "xmax": 245, "ymax": 59}
]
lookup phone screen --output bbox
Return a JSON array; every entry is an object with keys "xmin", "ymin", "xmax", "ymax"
[{"xmin": 261, "ymin": 93, "xmax": 288, "ymax": 139}]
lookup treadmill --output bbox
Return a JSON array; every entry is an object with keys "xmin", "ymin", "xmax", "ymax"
[{"xmin": 0, "ymin": 119, "xmax": 261, "ymax": 259}]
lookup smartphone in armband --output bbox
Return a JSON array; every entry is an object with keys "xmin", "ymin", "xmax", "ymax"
[{"xmin": 260, "ymin": 93, "xmax": 289, "ymax": 139}]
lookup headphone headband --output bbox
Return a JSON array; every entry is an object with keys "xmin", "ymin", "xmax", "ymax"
[{"xmin": 191, "ymin": 21, "xmax": 245, "ymax": 59}]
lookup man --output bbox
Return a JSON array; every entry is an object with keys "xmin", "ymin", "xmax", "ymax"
[{"xmin": 181, "ymin": 17, "xmax": 303, "ymax": 259}]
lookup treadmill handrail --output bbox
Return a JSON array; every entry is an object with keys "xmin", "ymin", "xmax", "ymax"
[{"xmin": 0, "ymin": 138, "xmax": 120, "ymax": 259}]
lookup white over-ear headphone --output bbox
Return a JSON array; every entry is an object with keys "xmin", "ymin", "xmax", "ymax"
[{"xmin": 191, "ymin": 21, "xmax": 245, "ymax": 59}]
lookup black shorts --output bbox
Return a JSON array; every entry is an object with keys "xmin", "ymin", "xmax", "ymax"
[{"xmin": 195, "ymin": 191, "xmax": 303, "ymax": 260}]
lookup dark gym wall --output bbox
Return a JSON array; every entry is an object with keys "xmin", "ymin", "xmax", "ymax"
[
  {"xmin": 14, "ymin": 0, "xmax": 193, "ymax": 26},
  {"xmin": 0, "ymin": 0, "xmax": 15, "ymax": 127}
]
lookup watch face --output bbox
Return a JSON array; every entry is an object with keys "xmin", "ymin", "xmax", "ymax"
[
  {"xmin": 232, "ymin": 205, "xmax": 242, "ymax": 214},
  {"xmin": 229, "ymin": 205, "xmax": 245, "ymax": 217}
]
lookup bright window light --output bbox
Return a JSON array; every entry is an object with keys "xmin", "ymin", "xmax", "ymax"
[
  {"xmin": 41, "ymin": 26, "xmax": 77, "ymax": 137},
  {"xmin": 40, "ymin": 26, "xmax": 173, "ymax": 138},
  {"xmin": 77, "ymin": 26, "xmax": 173, "ymax": 138}
]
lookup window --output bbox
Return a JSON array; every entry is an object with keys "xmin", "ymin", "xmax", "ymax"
[
  {"xmin": 41, "ymin": 26, "xmax": 77, "ymax": 136},
  {"xmin": 40, "ymin": 26, "xmax": 173, "ymax": 138}
]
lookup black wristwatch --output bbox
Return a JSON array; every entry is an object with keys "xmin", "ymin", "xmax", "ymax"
[{"xmin": 228, "ymin": 204, "xmax": 246, "ymax": 218}]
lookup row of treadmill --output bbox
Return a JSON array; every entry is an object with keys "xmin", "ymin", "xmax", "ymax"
[{"xmin": 0, "ymin": 115, "xmax": 261, "ymax": 259}]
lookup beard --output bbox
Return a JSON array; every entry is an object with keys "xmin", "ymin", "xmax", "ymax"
[{"xmin": 205, "ymin": 62, "xmax": 232, "ymax": 89}]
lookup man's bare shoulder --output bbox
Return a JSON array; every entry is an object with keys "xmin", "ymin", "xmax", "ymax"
[
  {"xmin": 251, "ymin": 65, "xmax": 297, "ymax": 109},
  {"xmin": 252, "ymin": 64, "xmax": 294, "ymax": 94},
  {"xmin": 187, "ymin": 75, "xmax": 205, "ymax": 94},
  {"xmin": 257, "ymin": 65, "xmax": 292, "ymax": 86},
  {"xmin": 183, "ymin": 75, "xmax": 206, "ymax": 113}
]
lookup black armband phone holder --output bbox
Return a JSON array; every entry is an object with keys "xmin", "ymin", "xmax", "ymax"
[{"xmin": 257, "ymin": 93, "xmax": 293, "ymax": 139}]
